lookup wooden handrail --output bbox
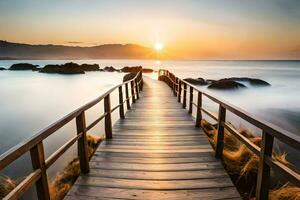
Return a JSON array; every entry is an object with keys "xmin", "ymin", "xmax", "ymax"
[
  {"xmin": 158, "ymin": 69, "xmax": 300, "ymax": 200},
  {"xmin": 0, "ymin": 70, "xmax": 143, "ymax": 200}
]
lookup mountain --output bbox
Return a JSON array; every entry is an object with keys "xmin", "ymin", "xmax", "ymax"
[{"xmin": 0, "ymin": 40, "xmax": 155, "ymax": 59}]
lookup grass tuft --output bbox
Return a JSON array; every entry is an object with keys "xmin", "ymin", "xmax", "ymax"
[{"xmin": 0, "ymin": 176, "xmax": 19, "ymax": 199}]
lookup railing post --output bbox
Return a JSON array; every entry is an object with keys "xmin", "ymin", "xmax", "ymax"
[
  {"xmin": 182, "ymin": 82, "xmax": 187, "ymax": 108},
  {"xmin": 215, "ymin": 104, "xmax": 226, "ymax": 158},
  {"xmin": 177, "ymin": 80, "xmax": 182, "ymax": 103},
  {"xmin": 141, "ymin": 73, "xmax": 143, "ymax": 91},
  {"xmin": 173, "ymin": 75, "xmax": 176, "ymax": 96},
  {"xmin": 30, "ymin": 142, "xmax": 50, "ymax": 200},
  {"xmin": 135, "ymin": 78, "xmax": 139, "ymax": 99},
  {"xmin": 195, "ymin": 91, "xmax": 202, "ymax": 127},
  {"xmin": 104, "ymin": 94, "xmax": 113, "ymax": 139},
  {"xmin": 256, "ymin": 131, "xmax": 274, "ymax": 200},
  {"xmin": 76, "ymin": 111, "xmax": 90, "ymax": 173},
  {"xmin": 118, "ymin": 86, "xmax": 125, "ymax": 119},
  {"xmin": 175, "ymin": 77, "xmax": 178, "ymax": 97},
  {"xmin": 139, "ymin": 72, "xmax": 143, "ymax": 91},
  {"xmin": 131, "ymin": 81, "xmax": 136, "ymax": 103},
  {"xmin": 189, "ymin": 86, "xmax": 193, "ymax": 114},
  {"xmin": 125, "ymin": 83, "xmax": 131, "ymax": 110}
]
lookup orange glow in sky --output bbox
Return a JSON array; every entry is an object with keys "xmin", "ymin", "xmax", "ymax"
[{"xmin": 0, "ymin": 0, "xmax": 299, "ymax": 59}]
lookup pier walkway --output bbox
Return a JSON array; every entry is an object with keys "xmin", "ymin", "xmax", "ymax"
[{"xmin": 66, "ymin": 77, "xmax": 241, "ymax": 200}]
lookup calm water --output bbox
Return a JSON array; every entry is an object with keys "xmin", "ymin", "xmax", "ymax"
[{"xmin": 0, "ymin": 59, "xmax": 299, "ymax": 198}]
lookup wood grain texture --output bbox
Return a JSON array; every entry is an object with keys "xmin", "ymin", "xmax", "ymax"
[{"xmin": 67, "ymin": 77, "xmax": 240, "ymax": 200}]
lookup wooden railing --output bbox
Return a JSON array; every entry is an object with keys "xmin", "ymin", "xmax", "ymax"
[
  {"xmin": 0, "ymin": 71, "xmax": 143, "ymax": 200},
  {"xmin": 158, "ymin": 69, "xmax": 300, "ymax": 200}
]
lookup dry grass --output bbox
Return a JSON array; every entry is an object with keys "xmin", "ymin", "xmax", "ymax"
[
  {"xmin": 201, "ymin": 119, "xmax": 298, "ymax": 199},
  {"xmin": 0, "ymin": 176, "xmax": 20, "ymax": 199},
  {"xmin": 49, "ymin": 134, "xmax": 102, "ymax": 200},
  {"xmin": 0, "ymin": 134, "xmax": 102, "ymax": 200},
  {"xmin": 269, "ymin": 183, "xmax": 300, "ymax": 200}
]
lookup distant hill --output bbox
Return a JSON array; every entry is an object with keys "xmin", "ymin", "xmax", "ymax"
[{"xmin": 0, "ymin": 40, "xmax": 156, "ymax": 59}]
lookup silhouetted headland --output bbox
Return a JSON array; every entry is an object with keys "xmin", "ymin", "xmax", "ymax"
[{"xmin": 0, "ymin": 40, "xmax": 156, "ymax": 59}]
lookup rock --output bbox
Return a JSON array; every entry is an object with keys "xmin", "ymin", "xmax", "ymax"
[
  {"xmin": 121, "ymin": 66, "xmax": 142, "ymax": 73},
  {"xmin": 80, "ymin": 64, "xmax": 100, "ymax": 71},
  {"xmin": 39, "ymin": 62, "xmax": 85, "ymax": 74},
  {"xmin": 0, "ymin": 67, "xmax": 6, "ymax": 70},
  {"xmin": 9, "ymin": 63, "xmax": 38, "ymax": 71},
  {"xmin": 208, "ymin": 80, "xmax": 246, "ymax": 90},
  {"xmin": 184, "ymin": 78, "xmax": 208, "ymax": 85},
  {"xmin": 142, "ymin": 68, "xmax": 154, "ymax": 73},
  {"xmin": 221, "ymin": 77, "xmax": 270, "ymax": 86},
  {"xmin": 123, "ymin": 72, "xmax": 137, "ymax": 82},
  {"xmin": 104, "ymin": 66, "xmax": 118, "ymax": 72}
]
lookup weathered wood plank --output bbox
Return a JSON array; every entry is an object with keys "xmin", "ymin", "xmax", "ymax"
[
  {"xmin": 89, "ymin": 162, "xmax": 224, "ymax": 171},
  {"xmin": 85, "ymin": 168, "xmax": 228, "ymax": 180},
  {"xmin": 93, "ymin": 152, "xmax": 216, "ymax": 158},
  {"xmin": 91, "ymin": 156, "xmax": 218, "ymax": 164},
  {"xmin": 74, "ymin": 176, "xmax": 234, "ymax": 190},
  {"xmin": 67, "ymin": 186, "xmax": 241, "ymax": 200}
]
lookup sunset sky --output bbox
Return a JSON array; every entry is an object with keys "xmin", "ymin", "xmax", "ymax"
[{"xmin": 0, "ymin": 0, "xmax": 300, "ymax": 59}]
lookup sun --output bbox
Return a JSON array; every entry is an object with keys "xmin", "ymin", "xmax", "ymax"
[{"xmin": 154, "ymin": 42, "xmax": 164, "ymax": 52}]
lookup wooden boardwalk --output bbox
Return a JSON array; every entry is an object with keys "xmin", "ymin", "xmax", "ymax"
[{"xmin": 66, "ymin": 77, "xmax": 241, "ymax": 200}]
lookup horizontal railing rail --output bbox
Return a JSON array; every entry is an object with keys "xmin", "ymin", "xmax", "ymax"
[
  {"xmin": 0, "ymin": 71, "xmax": 143, "ymax": 200},
  {"xmin": 158, "ymin": 69, "xmax": 300, "ymax": 200}
]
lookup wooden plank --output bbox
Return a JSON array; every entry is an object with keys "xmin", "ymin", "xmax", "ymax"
[
  {"xmin": 93, "ymin": 152, "xmax": 216, "ymax": 158},
  {"xmin": 74, "ymin": 176, "xmax": 234, "ymax": 190},
  {"xmin": 97, "ymin": 148, "xmax": 214, "ymax": 154},
  {"xmin": 91, "ymin": 156, "xmax": 218, "ymax": 164},
  {"xmin": 85, "ymin": 168, "xmax": 228, "ymax": 180},
  {"xmin": 66, "ymin": 186, "xmax": 241, "ymax": 200},
  {"xmin": 100, "ymin": 140, "xmax": 210, "ymax": 146},
  {"xmin": 98, "ymin": 144, "xmax": 212, "ymax": 150},
  {"xmin": 89, "ymin": 162, "xmax": 223, "ymax": 171}
]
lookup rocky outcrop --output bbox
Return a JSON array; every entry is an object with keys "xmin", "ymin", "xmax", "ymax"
[
  {"xmin": 220, "ymin": 77, "xmax": 270, "ymax": 86},
  {"xmin": 121, "ymin": 66, "xmax": 142, "ymax": 73},
  {"xmin": 104, "ymin": 66, "xmax": 118, "ymax": 72},
  {"xmin": 80, "ymin": 64, "xmax": 100, "ymax": 71},
  {"xmin": 184, "ymin": 76, "xmax": 270, "ymax": 90},
  {"xmin": 39, "ymin": 62, "xmax": 85, "ymax": 74},
  {"xmin": 208, "ymin": 80, "xmax": 246, "ymax": 90},
  {"xmin": 184, "ymin": 78, "xmax": 208, "ymax": 85},
  {"xmin": 0, "ymin": 67, "xmax": 6, "ymax": 70},
  {"xmin": 9, "ymin": 63, "xmax": 38, "ymax": 71},
  {"xmin": 142, "ymin": 68, "xmax": 154, "ymax": 73},
  {"xmin": 123, "ymin": 72, "xmax": 137, "ymax": 82}
]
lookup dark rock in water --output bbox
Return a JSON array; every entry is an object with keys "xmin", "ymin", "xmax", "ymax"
[
  {"xmin": 80, "ymin": 64, "xmax": 100, "ymax": 71},
  {"xmin": 40, "ymin": 62, "xmax": 85, "ymax": 74},
  {"xmin": 121, "ymin": 66, "xmax": 142, "ymax": 73},
  {"xmin": 104, "ymin": 66, "xmax": 118, "ymax": 72},
  {"xmin": 208, "ymin": 80, "xmax": 246, "ymax": 90},
  {"xmin": 220, "ymin": 77, "xmax": 270, "ymax": 86},
  {"xmin": 9, "ymin": 63, "xmax": 38, "ymax": 71},
  {"xmin": 0, "ymin": 67, "xmax": 6, "ymax": 70},
  {"xmin": 184, "ymin": 78, "xmax": 208, "ymax": 85},
  {"xmin": 123, "ymin": 72, "xmax": 137, "ymax": 82},
  {"xmin": 142, "ymin": 68, "xmax": 154, "ymax": 73}
]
